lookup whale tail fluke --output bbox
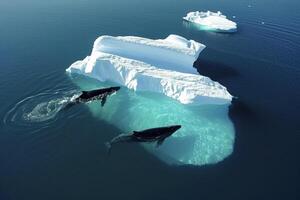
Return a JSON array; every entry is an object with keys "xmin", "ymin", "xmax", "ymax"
[{"xmin": 105, "ymin": 142, "xmax": 112, "ymax": 154}]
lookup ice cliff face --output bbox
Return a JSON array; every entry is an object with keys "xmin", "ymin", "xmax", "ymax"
[
  {"xmin": 183, "ymin": 11, "xmax": 237, "ymax": 32},
  {"xmin": 66, "ymin": 34, "xmax": 232, "ymax": 105},
  {"xmin": 92, "ymin": 34, "xmax": 204, "ymax": 74},
  {"xmin": 66, "ymin": 34, "xmax": 235, "ymax": 165}
]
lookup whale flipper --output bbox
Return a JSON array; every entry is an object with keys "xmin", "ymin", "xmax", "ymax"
[
  {"xmin": 101, "ymin": 96, "xmax": 107, "ymax": 107},
  {"xmin": 156, "ymin": 137, "xmax": 166, "ymax": 147}
]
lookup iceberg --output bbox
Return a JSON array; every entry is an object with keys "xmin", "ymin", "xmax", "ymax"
[
  {"xmin": 66, "ymin": 35, "xmax": 232, "ymax": 105},
  {"xmin": 66, "ymin": 34, "xmax": 235, "ymax": 165},
  {"xmin": 183, "ymin": 11, "xmax": 237, "ymax": 32},
  {"xmin": 90, "ymin": 34, "xmax": 205, "ymax": 74}
]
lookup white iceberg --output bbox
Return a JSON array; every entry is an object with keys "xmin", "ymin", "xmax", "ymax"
[
  {"xmin": 66, "ymin": 34, "xmax": 235, "ymax": 165},
  {"xmin": 183, "ymin": 11, "xmax": 237, "ymax": 32},
  {"xmin": 92, "ymin": 34, "xmax": 205, "ymax": 74},
  {"xmin": 66, "ymin": 35, "xmax": 232, "ymax": 105}
]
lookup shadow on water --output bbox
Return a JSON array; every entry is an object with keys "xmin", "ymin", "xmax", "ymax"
[
  {"xmin": 194, "ymin": 58, "xmax": 239, "ymax": 81},
  {"xmin": 193, "ymin": 47, "xmax": 241, "ymax": 83},
  {"xmin": 229, "ymin": 98, "xmax": 258, "ymax": 120},
  {"xmin": 185, "ymin": 50, "xmax": 299, "ymax": 199}
]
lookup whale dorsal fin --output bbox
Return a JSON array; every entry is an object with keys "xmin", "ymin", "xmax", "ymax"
[{"xmin": 156, "ymin": 137, "xmax": 166, "ymax": 147}]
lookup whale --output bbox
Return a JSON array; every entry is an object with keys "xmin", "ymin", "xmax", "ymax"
[
  {"xmin": 65, "ymin": 86, "xmax": 121, "ymax": 109},
  {"xmin": 105, "ymin": 125, "xmax": 181, "ymax": 153},
  {"xmin": 75, "ymin": 86, "xmax": 120, "ymax": 105}
]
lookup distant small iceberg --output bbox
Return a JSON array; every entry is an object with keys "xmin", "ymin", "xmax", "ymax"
[{"xmin": 183, "ymin": 11, "xmax": 237, "ymax": 32}]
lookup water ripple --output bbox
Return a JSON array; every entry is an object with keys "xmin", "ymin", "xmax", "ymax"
[{"xmin": 3, "ymin": 90, "xmax": 80, "ymax": 134}]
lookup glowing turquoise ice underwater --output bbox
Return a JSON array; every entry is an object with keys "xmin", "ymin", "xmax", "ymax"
[
  {"xmin": 68, "ymin": 74, "xmax": 235, "ymax": 165},
  {"xmin": 183, "ymin": 21, "xmax": 236, "ymax": 33}
]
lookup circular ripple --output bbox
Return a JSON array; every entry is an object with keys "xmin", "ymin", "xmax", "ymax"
[{"xmin": 3, "ymin": 90, "xmax": 80, "ymax": 133}]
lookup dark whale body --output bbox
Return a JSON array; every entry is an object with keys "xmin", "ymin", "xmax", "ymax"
[
  {"xmin": 64, "ymin": 86, "xmax": 121, "ymax": 109},
  {"xmin": 75, "ymin": 86, "xmax": 121, "ymax": 106},
  {"xmin": 105, "ymin": 125, "xmax": 181, "ymax": 152}
]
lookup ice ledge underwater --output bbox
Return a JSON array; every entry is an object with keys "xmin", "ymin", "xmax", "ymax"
[{"xmin": 66, "ymin": 34, "xmax": 235, "ymax": 166}]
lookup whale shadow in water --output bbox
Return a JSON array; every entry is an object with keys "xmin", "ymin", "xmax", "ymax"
[{"xmin": 229, "ymin": 98, "xmax": 258, "ymax": 121}]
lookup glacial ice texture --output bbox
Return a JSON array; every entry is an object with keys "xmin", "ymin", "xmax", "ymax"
[
  {"xmin": 183, "ymin": 11, "xmax": 237, "ymax": 32},
  {"xmin": 91, "ymin": 34, "xmax": 205, "ymax": 74},
  {"xmin": 67, "ymin": 35, "xmax": 232, "ymax": 105}
]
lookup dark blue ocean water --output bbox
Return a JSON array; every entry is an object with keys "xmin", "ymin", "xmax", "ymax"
[{"xmin": 0, "ymin": 0, "xmax": 299, "ymax": 199}]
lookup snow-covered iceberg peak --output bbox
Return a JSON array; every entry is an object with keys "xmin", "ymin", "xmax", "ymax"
[
  {"xmin": 67, "ymin": 52, "xmax": 232, "ymax": 105},
  {"xmin": 92, "ymin": 34, "xmax": 205, "ymax": 74},
  {"xmin": 183, "ymin": 11, "xmax": 237, "ymax": 32},
  {"xmin": 66, "ymin": 34, "xmax": 232, "ymax": 105}
]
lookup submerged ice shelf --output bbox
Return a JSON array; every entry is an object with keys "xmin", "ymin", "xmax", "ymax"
[
  {"xmin": 67, "ymin": 35, "xmax": 232, "ymax": 105},
  {"xmin": 68, "ymin": 76, "xmax": 235, "ymax": 166},
  {"xmin": 66, "ymin": 34, "xmax": 235, "ymax": 165},
  {"xmin": 183, "ymin": 11, "xmax": 237, "ymax": 32}
]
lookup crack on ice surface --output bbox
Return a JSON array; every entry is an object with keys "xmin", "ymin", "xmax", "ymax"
[{"xmin": 66, "ymin": 34, "xmax": 235, "ymax": 165}]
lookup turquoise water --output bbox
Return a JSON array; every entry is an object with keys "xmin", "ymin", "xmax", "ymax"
[
  {"xmin": 69, "ymin": 75, "xmax": 234, "ymax": 165},
  {"xmin": 0, "ymin": 0, "xmax": 299, "ymax": 199}
]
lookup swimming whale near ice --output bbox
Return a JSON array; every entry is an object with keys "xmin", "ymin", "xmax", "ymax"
[
  {"xmin": 65, "ymin": 86, "xmax": 120, "ymax": 109},
  {"xmin": 66, "ymin": 35, "xmax": 235, "ymax": 165},
  {"xmin": 75, "ymin": 86, "xmax": 120, "ymax": 105},
  {"xmin": 105, "ymin": 125, "xmax": 181, "ymax": 152}
]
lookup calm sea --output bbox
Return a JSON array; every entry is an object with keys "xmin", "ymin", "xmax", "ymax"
[{"xmin": 0, "ymin": 0, "xmax": 299, "ymax": 199}]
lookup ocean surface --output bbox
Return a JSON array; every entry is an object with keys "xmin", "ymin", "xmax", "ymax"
[{"xmin": 0, "ymin": 0, "xmax": 299, "ymax": 199}]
